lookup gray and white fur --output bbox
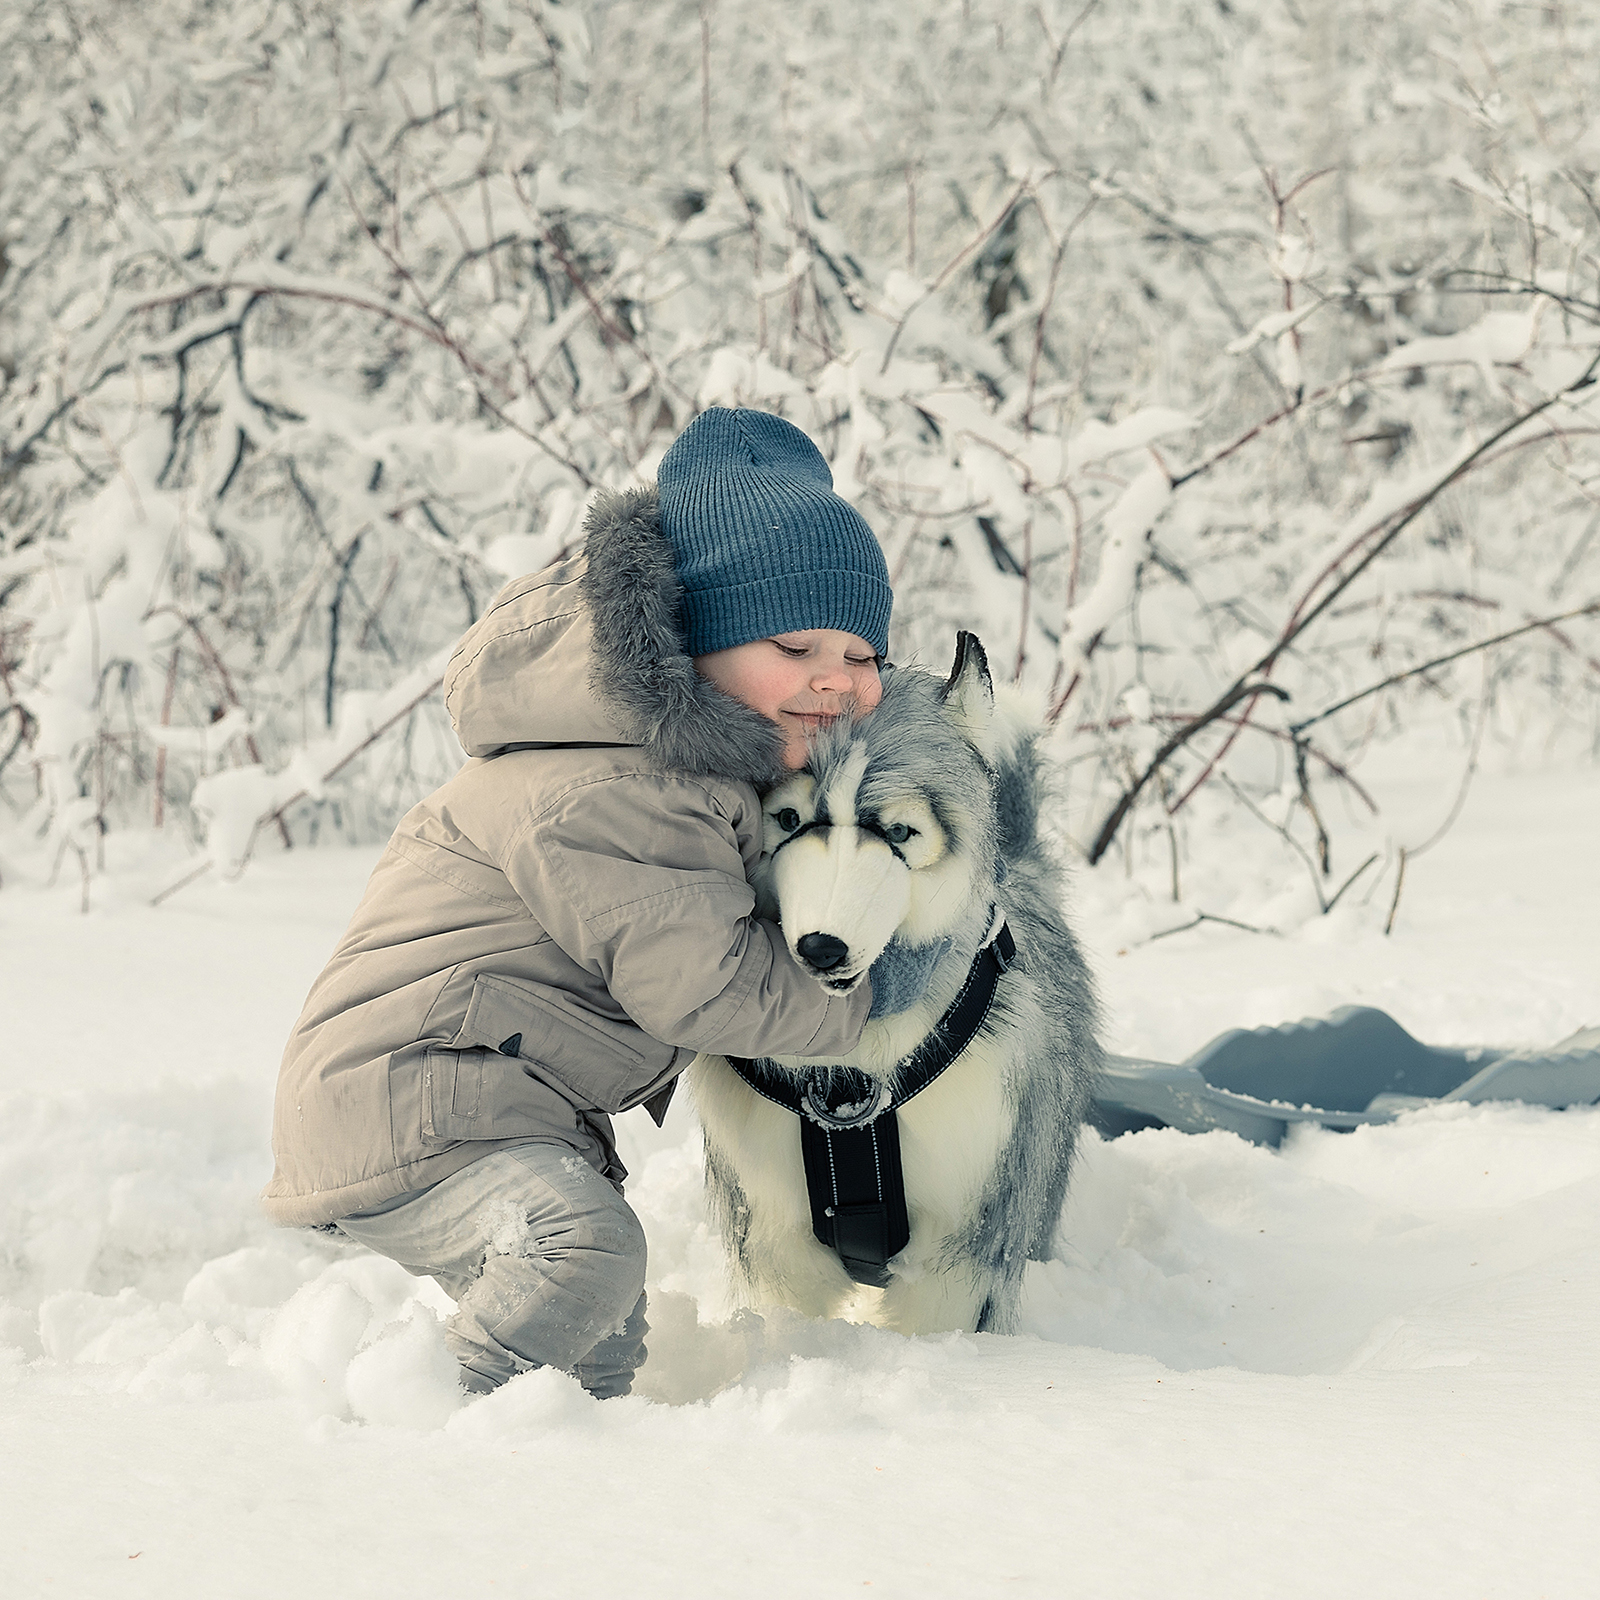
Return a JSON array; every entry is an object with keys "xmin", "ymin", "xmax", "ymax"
[{"xmin": 690, "ymin": 634, "xmax": 1103, "ymax": 1334}]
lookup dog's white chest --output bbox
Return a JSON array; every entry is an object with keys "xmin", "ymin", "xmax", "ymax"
[
  {"xmin": 896, "ymin": 1036, "xmax": 1012, "ymax": 1244},
  {"xmin": 692, "ymin": 1037, "xmax": 1013, "ymax": 1265}
]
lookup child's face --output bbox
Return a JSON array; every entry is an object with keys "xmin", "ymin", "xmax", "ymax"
[{"xmin": 693, "ymin": 629, "xmax": 883, "ymax": 769}]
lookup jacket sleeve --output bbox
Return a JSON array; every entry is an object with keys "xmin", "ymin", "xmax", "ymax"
[{"xmin": 500, "ymin": 772, "xmax": 870, "ymax": 1059}]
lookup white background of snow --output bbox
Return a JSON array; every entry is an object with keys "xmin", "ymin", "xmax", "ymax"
[{"xmin": 2, "ymin": 759, "xmax": 1598, "ymax": 1598}]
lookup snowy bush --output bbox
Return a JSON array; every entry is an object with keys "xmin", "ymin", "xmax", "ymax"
[{"xmin": 1, "ymin": 0, "xmax": 1597, "ymax": 904}]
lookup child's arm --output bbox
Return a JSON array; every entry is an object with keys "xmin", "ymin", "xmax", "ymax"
[{"xmin": 502, "ymin": 770, "xmax": 869, "ymax": 1061}]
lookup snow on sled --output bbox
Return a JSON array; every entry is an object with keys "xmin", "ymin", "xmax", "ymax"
[{"xmin": 1092, "ymin": 1005, "xmax": 1600, "ymax": 1147}]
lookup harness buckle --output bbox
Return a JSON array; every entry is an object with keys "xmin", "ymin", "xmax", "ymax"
[{"xmin": 799, "ymin": 1070, "xmax": 893, "ymax": 1130}]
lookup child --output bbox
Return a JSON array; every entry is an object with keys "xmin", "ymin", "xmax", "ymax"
[{"xmin": 263, "ymin": 407, "xmax": 920, "ymax": 1397}]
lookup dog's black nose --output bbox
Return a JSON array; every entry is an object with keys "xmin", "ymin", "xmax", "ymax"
[{"xmin": 796, "ymin": 932, "xmax": 850, "ymax": 971}]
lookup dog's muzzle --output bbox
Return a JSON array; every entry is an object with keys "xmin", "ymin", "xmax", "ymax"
[{"xmin": 773, "ymin": 826, "xmax": 911, "ymax": 991}]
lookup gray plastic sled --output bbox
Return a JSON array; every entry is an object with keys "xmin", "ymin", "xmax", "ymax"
[{"xmin": 1092, "ymin": 1005, "xmax": 1600, "ymax": 1147}]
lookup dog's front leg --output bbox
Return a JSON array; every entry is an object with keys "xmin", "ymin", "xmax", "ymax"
[
  {"xmin": 740, "ymin": 1222, "xmax": 861, "ymax": 1321},
  {"xmin": 874, "ymin": 1258, "xmax": 996, "ymax": 1335}
]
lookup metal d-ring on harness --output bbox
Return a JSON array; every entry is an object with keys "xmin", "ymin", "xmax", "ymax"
[{"xmin": 726, "ymin": 909, "xmax": 1020, "ymax": 1288}]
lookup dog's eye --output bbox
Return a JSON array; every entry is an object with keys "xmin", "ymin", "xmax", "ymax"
[
  {"xmin": 774, "ymin": 807, "xmax": 802, "ymax": 833},
  {"xmin": 884, "ymin": 822, "xmax": 916, "ymax": 844}
]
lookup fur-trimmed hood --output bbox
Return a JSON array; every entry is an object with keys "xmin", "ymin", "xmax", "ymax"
[{"xmin": 442, "ymin": 486, "xmax": 787, "ymax": 786}]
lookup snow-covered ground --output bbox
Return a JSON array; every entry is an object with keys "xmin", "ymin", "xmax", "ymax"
[{"xmin": 3, "ymin": 761, "xmax": 1597, "ymax": 1599}]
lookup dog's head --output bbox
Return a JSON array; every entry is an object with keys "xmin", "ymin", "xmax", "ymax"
[{"xmin": 755, "ymin": 632, "xmax": 1002, "ymax": 992}]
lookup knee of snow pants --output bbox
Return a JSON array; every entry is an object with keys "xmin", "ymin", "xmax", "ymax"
[{"xmin": 336, "ymin": 1140, "xmax": 649, "ymax": 1398}]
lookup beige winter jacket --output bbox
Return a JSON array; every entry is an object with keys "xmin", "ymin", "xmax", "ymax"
[{"xmin": 262, "ymin": 487, "xmax": 870, "ymax": 1226}]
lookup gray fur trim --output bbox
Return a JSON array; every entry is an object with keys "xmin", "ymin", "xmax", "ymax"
[{"xmin": 578, "ymin": 485, "xmax": 788, "ymax": 786}]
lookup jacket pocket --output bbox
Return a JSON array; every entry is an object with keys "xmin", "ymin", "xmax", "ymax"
[
  {"xmin": 452, "ymin": 973, "xmax": 682, "ymax": 1115},
  {"xmin": 420, "ymin": 1046, "xmax": 488, "ymax": 1143},
  {"xmin": 419, "ymin": 1043, "xmax": 584, "ymax": 1147}
]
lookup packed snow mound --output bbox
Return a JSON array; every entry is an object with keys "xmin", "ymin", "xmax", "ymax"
[{"xmin": 7, "ymin": 1068, "xmax": 1599, "ymax": 1414}]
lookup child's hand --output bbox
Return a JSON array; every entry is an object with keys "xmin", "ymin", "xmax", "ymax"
[{"xmin": 866, "ymin": 936, "xmax": 952, "ymax": 1019}]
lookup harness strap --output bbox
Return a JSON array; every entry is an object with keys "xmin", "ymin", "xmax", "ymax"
[
  {"xmin": 799, "ymin": 1113, "xmax": 909, "ymax": 1289},
  {"xmin": 726, "ymin": 913, "xmax": 1019, "ymax": 1285}
]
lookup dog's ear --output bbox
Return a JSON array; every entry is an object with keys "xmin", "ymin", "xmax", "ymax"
[{"xmin": 940, "ymin": 631, "xmax": 998, "ymax": 759}]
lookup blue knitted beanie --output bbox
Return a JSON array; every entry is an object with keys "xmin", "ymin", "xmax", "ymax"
[{"xmin": 657, "ymin": 408, "xmax": 892, "ymax": 658}]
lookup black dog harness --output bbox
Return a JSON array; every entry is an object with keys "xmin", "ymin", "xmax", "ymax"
[{"xmin": 726, "ymin": 914, "xmax": 1019, "ymax": 1288}]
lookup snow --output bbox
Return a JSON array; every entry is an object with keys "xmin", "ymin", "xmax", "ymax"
[
  {"xmin": 1224, "ymin": 304, "xmax": 1320, "ymax": 357},
  {"xmin": 1380, "ymin": 310, "xmax": 1542, "ymax": 384},
  {"xmin": 1063, "ymin": 407, "xmax": 1199, "ymax": 471},
  {"xmin": 1055, "ymin": 460, "xmax": 1173, "ymax": 680},
  {"xmin": 2, "ymin": 762, "xmax": 1598, "ymax": 1597},
  {"xmin": 184, "ymin": 642, "xmax": 454, "ymax": 876}
]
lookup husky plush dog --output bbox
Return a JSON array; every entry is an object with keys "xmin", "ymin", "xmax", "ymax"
[{"xmin": 689, "ymin": 633, "xmax": 1102, "ymax": 1334}]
